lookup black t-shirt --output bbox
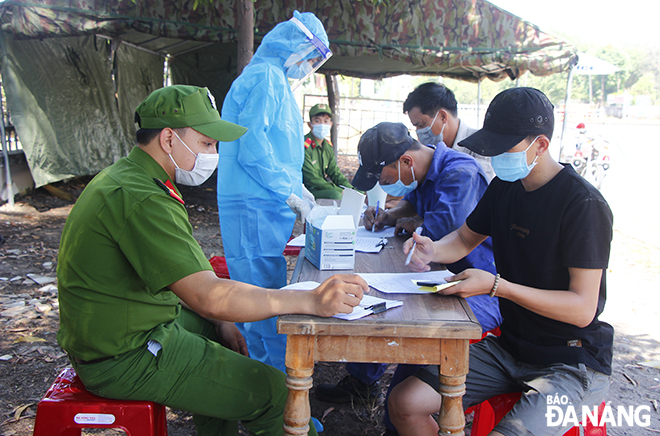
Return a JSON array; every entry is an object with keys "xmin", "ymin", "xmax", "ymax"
[{"xmin": 466, "ymin": 165, "xmax": 614, "ymax": 375}]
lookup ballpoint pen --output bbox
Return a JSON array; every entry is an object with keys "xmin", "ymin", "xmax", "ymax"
[
  {"xmin": 372, "ymin": 200, "xmax": 380, "ymax": 233},
  {"xmin": 416, "ymin": 281, "xmax": 445, "ymax": 287},
  {"xmin": 405, "ymin": 226, "xmax": 424, "ymax": 266}
]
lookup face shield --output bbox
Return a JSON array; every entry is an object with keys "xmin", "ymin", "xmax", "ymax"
[{"xmin": 283, "ymin": 16, "xmax": 332, "ymax": 90}]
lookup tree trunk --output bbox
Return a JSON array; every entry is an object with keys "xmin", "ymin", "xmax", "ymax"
[
  {"xmin": 237, "ymin": 0, "xmax": 254, "ymax": 75},
  {"xmin": 325, "ymin": 74, "xmax": 340, "ymax": 158}
]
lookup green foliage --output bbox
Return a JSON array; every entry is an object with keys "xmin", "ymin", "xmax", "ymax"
[
  {"xmin": 443, "ymin": 41, "xmax": 660, "ymax": 107},
  {"xmin": 631, "ymin": 73, "xmax": 656, "ymax": 100}
]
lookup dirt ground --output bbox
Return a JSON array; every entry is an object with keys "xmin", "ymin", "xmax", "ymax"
[{"xmin": 1, "ymin": 156, "xmax": 659, "ymax": 435}]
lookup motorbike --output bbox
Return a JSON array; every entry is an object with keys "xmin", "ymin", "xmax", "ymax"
[{"xmin": 570, "ymin": 134, "xmax": 611, "ymax": 190}]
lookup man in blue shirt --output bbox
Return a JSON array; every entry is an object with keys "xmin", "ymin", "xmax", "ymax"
[{"xmin": 315, "ymin": 123, "xmax": 501, "ymax": 419}]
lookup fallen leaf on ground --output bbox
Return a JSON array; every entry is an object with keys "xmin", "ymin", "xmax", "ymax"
[
  {"xmin": 13, "ymin": 335, "xmax": 46, "ymax": 343},
  {"xmin": 322, "ymin": 407, "xmax": 335, "ymax": 421},
  {"xmin": 0, "ymin": 403, "xmax": 36, "ymax": 425},
  {"xmin": 13, "ymin": 403, "xmax": 34, "ymax": 421},
  {"xmin": 622, "ymin": 372, "xmax": 637, "ymax": 387},
  {"xmin": 638, "ymin": 361, "xmax": 660, "ymax": 369}
]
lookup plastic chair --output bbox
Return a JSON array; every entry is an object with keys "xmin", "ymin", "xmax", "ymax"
[
  {"xmin": 33, "ymin": 368, "xmax": 168, "ymax": 436},
  {"xmin": 209, "ymin": 255, "xmax": 231, "ymax": 279},
  {"xmin": 283, "ymin": 235, "xmax": 302, "ymax": 256},
  {"xmin": 467, "ymin": 392, "xmax": 606, "ymax": 436},
  {"xmin": 209, "ymin": 244, "xmax": 301, "ymax": 281}
]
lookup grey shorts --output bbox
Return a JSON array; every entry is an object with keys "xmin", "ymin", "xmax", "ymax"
[{"xmin": 414, "ymin": 336, "xmax": 610, "ymax": 436}]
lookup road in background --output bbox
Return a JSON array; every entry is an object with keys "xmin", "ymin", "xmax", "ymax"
[{"xmin": 576, "ymin": 122, "xmax": 660, "ymax": 345}]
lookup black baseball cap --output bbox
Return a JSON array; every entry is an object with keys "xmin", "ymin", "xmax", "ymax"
[
  {"xmin": 351, "ymin": 122, "xmax": 414, "ymax": 191},
  {"xmin": 459, "ymin": 87, "xmax": 554, "ymax": 156}
]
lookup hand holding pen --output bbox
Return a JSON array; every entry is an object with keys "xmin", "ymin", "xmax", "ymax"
[
  {"xmin": 372, "ymin": 201, "xmax": 380, "ymax": 233},
  {"xmin": 404, "ymin": 226, "xmax": 424, "ymax": 266}
]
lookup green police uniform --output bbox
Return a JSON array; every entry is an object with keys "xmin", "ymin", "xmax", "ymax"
[
  {"xmin": 57, "ymin": 146, "xmax": 316, "ymax": 436},
  {"xmin": 302, "ymin": 131, "xmax": 353, "ymax": 199}
]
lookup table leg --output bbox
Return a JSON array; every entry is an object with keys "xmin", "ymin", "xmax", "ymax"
[
  {"xmin": 437, "ymin": 373, "xmax": 466, "ymax": 436},
  {"xmin": 437, "ymin": 339, "xmax": 469, "ymax": 436},
  {"xmin": 283, "ymin": 335, "xmax": 315, "ymax": 436}
]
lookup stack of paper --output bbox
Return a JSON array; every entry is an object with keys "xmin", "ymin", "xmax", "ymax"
[
  {"xmin": 357, "ymin": 271, "xmax": 457, "ymax": 294},
  {"xmin": 281, "ymin": 281, "xmax": 403, "ymax": 320},
  {"xmin": 333, "ymin": 294, "xmax": 403, "ymax": 321},
  {"xmin": 355, "ymin": 225, "xmax": 395, "ymax": 253},
  {"xmin": 287, "ymin": 226, "xmax": 398, "ymax": 253}
]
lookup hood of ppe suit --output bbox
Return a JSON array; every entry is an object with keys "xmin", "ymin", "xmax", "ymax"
[{"xmin": 252, "ymin": 10, "xmax": 330, "ymax": 71}]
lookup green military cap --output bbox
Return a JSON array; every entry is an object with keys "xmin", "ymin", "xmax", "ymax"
[
  {"xmin": 135, "ymin": 85, "xmax": 246, "ymax": 142},
  {"xmin": 309, "ymin": 103, "xmax": 332, "ymax": 119}
]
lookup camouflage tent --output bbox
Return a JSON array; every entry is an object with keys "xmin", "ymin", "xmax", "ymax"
[{"xmin": 0, "ymin": 0, "xmax": 577, "ymax": 187}]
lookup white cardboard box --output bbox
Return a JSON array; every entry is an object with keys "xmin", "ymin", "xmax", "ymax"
[{"xmin": 305, "ymin": 215, "xmax": 356, "ymax": 270}]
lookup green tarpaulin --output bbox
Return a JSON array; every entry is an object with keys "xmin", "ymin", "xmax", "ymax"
[{"xmin": 0, "ymin": 0, "xmax": 577, "ymax": 187}]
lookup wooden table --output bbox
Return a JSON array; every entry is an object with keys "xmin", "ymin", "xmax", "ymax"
[{"xmin": 277, "ymin": 234, "xmax": 482, "ymax": 435}]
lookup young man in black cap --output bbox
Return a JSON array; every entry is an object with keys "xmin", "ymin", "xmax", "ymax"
[
  {"xmin": 315, "ymin": 122, "xmax": 501, "ymax": 419},
  {"xmin": 302, "ymin": 103, "xmax": 355, "ymax": 199},
  {"xmin": 389, "ymin": 87, "xmax": 613, "ymax": 436},
  {"xmin": 56, "ymin": 85, "xmax": 367, "ymax": 436}
]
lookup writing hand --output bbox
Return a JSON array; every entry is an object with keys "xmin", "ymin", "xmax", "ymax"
[
  {"xmin": 313, "ymin": 274, "xmax": 367, "ymax": 317},
  {"xmin": 364, "ymin": 206, "xmax": 387, "ymax": 231},
  {"xmin": 403, "ymin": 232, "xmax": 434, "ymax": 272}
]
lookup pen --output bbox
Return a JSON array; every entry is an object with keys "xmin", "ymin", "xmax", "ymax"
[
  {"xmin": 416, "ymin": 281, "xmax": 444, "ymax": 287},
  {"xmin": 372, "ymin": 201, "xmax": 380, "ymax": 233},
  {"xmin": 404, "ymin": 226, "xmax": 424, "ymax": 266}
]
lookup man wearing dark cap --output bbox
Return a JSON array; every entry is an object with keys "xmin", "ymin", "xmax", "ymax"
[
  {"xmin": 56, "ymin": 85, "xmax": 367, "ymax": 436},
  {"xmin": 302, "ymin": 103, "xmax": 355, "ymax": 199},
  {"xmin": 389, "ymin": 88, "xmax": 613, "ymax": 436},
  {"xmin": 315, "ymin": 122, "xmax": 500, "ymax": 412}
]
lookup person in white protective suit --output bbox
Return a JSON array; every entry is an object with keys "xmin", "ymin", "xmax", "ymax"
[{"xmin": 218, "ymin": 11, "xmax": 331, "ymax": 373}]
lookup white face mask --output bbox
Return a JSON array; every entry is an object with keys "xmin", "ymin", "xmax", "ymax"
[
  {"xmin": 169, "ymin": 131, "xmax": 219, "ymax": 186},
  {"xmin": 312, "ymin": 123, "xmax": 331, "ymax": 140}
]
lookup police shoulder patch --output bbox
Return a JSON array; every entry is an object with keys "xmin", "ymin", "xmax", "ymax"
[{"xmin": 154, "ymin": 178, "xmax": 185, "ymax": 205}]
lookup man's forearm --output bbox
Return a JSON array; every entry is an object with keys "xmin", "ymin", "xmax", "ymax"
[{"xmin": 170, "ymin": 271, "xmax": 366, "ymax": 323}]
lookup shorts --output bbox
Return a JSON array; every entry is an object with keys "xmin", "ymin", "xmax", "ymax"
[{"xmin": 414, "ymin": 336, "xmax": 610, "ymax": 436}]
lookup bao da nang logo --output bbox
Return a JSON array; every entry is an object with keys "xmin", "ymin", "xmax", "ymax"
[{"xmin": 546, "ymin": 395, "xmax": 651, "ymax": 427}]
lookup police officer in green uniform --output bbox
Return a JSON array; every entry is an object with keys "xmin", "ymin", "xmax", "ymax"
[
  {"xmin": 56, "ymin": 85, "xmax": 367, "ymax": 436},
  {"xmin": 302, "ymin": 103, "xmax": 355, "ymax": 200}
]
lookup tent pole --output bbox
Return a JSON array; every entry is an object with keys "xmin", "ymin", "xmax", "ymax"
[
  {"xmin": 237, "ymin": 0, "xmax": 254, "ymax": 75},
  {"xmin": 325, "ymin": 74, "xmax": 340, "ymax": 157},
  {"xmin": 476, "ymin": 79, "xmax": 481, "ymax": 127},
  {"xmin": 559, "ymin": 67, "xmax": 575, "ymax": 161},
  {"xmin": 0, "ymin": 96, "xmax": 13, "ymax": 208}
]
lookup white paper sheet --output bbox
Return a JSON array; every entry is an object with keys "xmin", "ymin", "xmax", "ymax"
[
  {"xmin": 355, "ymin": 237, "xmax": 385, "ymax": 253},
  {"xmin": 281, "ymin": 281, "xmax": 403, "ymax": 320},
  {"xmin": 286, "ymin": 234, "xmax": 306, "ymax": 247},
  {"xmin": 333, "ymin": 294, "xmax": 403, "ymax": 321},
  {"xmin": 357, "ymin": 271, "xmax": 455, "ymax": 294},
  {"xmin": 356, "ymin": 225, "xmax": 396, "ymax": 238}
]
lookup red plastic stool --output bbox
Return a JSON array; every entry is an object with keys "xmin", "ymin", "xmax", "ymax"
[
  {"xmin": 209, "ymin": 256, "xmax": 231, "ymax": 279},
  {"xmin": 283, "ymin": 235, "xmax": 302, "ymax": 256},
  {"xmin": 33, "ymin": 368, "xmax": 168, "ymax": 436},
  {"xmin": 467, "ymin": 392, "xmax": 606, "ymax": 436}
]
